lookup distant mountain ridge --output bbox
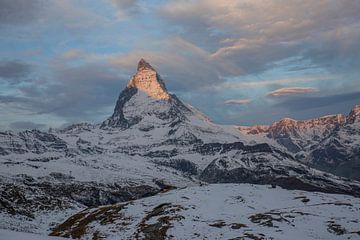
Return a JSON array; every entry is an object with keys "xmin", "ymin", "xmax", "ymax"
[{"xmin": 239, "ymin": 105, "xmax": 360, "ymax": 180}]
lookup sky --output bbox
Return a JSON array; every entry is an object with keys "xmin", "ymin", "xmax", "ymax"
[{"xmin": 0, "ymin": 0, "xmax": 360, "ymax": 130}]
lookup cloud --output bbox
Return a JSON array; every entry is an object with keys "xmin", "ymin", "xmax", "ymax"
[
  {"xmin": 267, "ymin": 87, "xmax": 318, "ymax": 97},
  {"xmin": 0, "ymin": 95, "xmax": 28, "ymax": 104},
  {"xmin": 111, "ymin": 0, "xmax": 140, "ymax": 19},
  {"xmin": 62, "ymin": 49, "xmax": 85, "ymax": 60},
  {"xmin": 217, "ymin": 91, "xmax": 360, "ymax": 125},
  {"xmin": 0, "ymin": 97, "xmax": 33, "ymax": 118},
  {"xmin": 208, "ymin": 75, "xmax": 334, "ymax": 91},
  {"xmin": 9, "ymin": 121, "xmax": 46, "ymax": 130},
  {"xmin": 0, "ymin": 0, "xmax": 43, "ymax": 26},
  {"xmin": 0, "ymin": 51, "xmax": 126, "ymax": 124},
  {"xmin": 274, "ymin": 91, "xmax": 360, "ymax": 111},
  {"xmin": 0, "ymin": 0, "xmax": 111, "ymax": 31},
  {"xmin": 14, "ymin": 60, "xmax": 125, "ymax": 122},
  {"xmin": 0, "ymin": 60, "xmax": 32, "ymax": 83},
  {"xmin": 50, "ymin": 0, "xmax": 111, "ymax": 29},
  {"xmin": 224, "ymin": 99, "xmax": 252, "ymax": 105},
  {"xmin": 160, "ymin": 0, "xmax": 360, "ymax": 76}
]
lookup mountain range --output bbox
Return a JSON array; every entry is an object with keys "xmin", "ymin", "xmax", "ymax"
[
  {"xmin": 0, "ymin": 59, "xmax": 359, "ymax": 239},
  {"xmin": 239, "ymin": 105, "xmax": 360, "ymax": 180}
]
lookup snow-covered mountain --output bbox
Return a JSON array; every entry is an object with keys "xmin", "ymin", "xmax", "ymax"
[
  {"xmin": 239, "ymin": 105, "xmax": 360, "ymax": 180},
  {"xmin": 1, "ymin": 59, "xmax": 360, "ymax": 238}
]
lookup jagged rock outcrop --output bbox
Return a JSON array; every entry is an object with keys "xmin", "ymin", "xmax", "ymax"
[
  {"xmin": 0, "ymin": 130, "xmax": 68, "ymax": 156},
  {"xmin": 128, "ymin": 58, "xmax": 170, "ymax": 100}
]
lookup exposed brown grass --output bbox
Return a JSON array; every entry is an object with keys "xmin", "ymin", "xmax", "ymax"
[{"xmin": 50, "ymin": 203, "xmax": 128, "ymax": 239}]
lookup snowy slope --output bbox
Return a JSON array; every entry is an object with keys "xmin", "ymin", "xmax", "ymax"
[
  {"xmin": 0, "ymin": 229, "xmax": 64, "ymax": 240},
  {"xmin": 51, "ymin": 184, "xmax": 360, "ymax": 240}
]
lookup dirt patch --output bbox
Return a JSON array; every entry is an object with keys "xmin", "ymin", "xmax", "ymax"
[
  {"xmin": 231, "ymin": 223, "xmax": 248, "ymax": 229},
  {"xmin": 209, "ymin": 220, "xmax": 226, "ymax": 228},
  {"xmin": 229, "ymin": 232, "xmax": 265, "ymax": 240},
  {"xmin": 134, "ymin": 203, "xmax": 184, "ymax": 240},
  {"xmin": 294, "ymin": 196, "xmax": 310, "ymax": 203},
  {"xmin": 50, "ymin": 203, "xmax": 128, "ymax": 238},
  {"xmin": 327, "ymin": 221, "xmax": 346, "ymax": 235},
  {"xmin": 208, "ymin": 221, "xmax": 247, "ymax": 230},
  {"xmin": 92, "ymin": 230, "xmax": 106, "ymax": 240},
  {"xmin": 249, "ymin": 211, "xmax": 291, "ymax": 227}
]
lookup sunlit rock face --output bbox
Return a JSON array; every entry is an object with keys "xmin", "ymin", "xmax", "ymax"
[
  {"xmin": 267, "ymin": 114, "xmax": 347, "ymax": 140},
  {"xmin": 347, "ymin": 105, "xmax": 360, "ymax": 123},
  {"xmin": 101, "ymin": 58, "xmax": 178, "ymax": 129},
  {"xmin": 127, "ymin": 58, "xmax": 170, "ymax": 100}
]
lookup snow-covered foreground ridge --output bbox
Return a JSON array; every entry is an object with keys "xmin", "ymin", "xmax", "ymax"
[
  {"xmin": 50, "ymin": 184, "xmax": 360, "ymax": 240},
  {"xmin": 0, "ymin": 59, "xmax": 360, "ymax": 237}
]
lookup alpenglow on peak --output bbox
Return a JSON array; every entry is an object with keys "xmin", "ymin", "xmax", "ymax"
[
  {"xmin": 127, "ymin": 58, "xmax": 170, "ymax": 100},
  {"xmin": 137, "ymin": 58, "xmax": 155, "ymax": 71}
]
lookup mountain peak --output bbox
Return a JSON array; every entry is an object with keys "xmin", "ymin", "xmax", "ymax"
[
  {"xmin": 101, "ymin": 58, "xmax": 186, "ymax": 129},
  {"xmin": 137, "ymin": 58, "xmax": 155, "ymax": 71},
  {"xmin": 127, "ymin": 59, "xmax": 170, "ymax": 100}
]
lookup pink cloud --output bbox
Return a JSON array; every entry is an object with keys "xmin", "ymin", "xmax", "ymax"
[
  {"xmin": 267, "ymin": 87, "xmax": 317, "ymax": 97},
  {"xmin": 224, "ymin": 99, "xmax": 252, "ymax": 105}
]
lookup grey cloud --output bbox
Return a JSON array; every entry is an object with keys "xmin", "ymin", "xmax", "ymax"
[
  {"xmin": 0, "ymin": 94, "xmax": 41, "ymax": 115},
  {"xmin": 0, "ymin": 60, "xmax": 32, "ymax": 83},
  {"xmin": 17, "ymin": 62, "xmax": 125, "ymax": 122},
  {"xmin": 112, "ymin": 0, "xmax": 139, "ymax": 10},
  {"xmin": 303, "ymin": 26, "xmax": 360, "ymax": 72},
  {"xmin": 158, "ymin": 1, "xmax": 225, "ymax": 52},
  {"xmin": 0, "ymin": 95, "xmax": 27, "ymax": 104},
  {"xmin": 0, "ymin": 0, "xmax": 110, "ymax": 32},
  {"xmin": 159, "ymin": 0, "xmax": 360, "ymax": 78},
  {"xmin": 212, "ymin": 91, "xmax": 360, "ymax": 126},
  {"xmin": 111, "ymin": 0, "xmax": 140, "ymax": 18},
  {"xmin": 274, "ymin": 91, "xmax": 360, "ymax": 111},
  {"xmin": 0, "ymin": 0, "xmax": 43, "ymax": 26},
  {"xmin": 9, "ymin": 121, "xmax": 46, "ymax": 130}
]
